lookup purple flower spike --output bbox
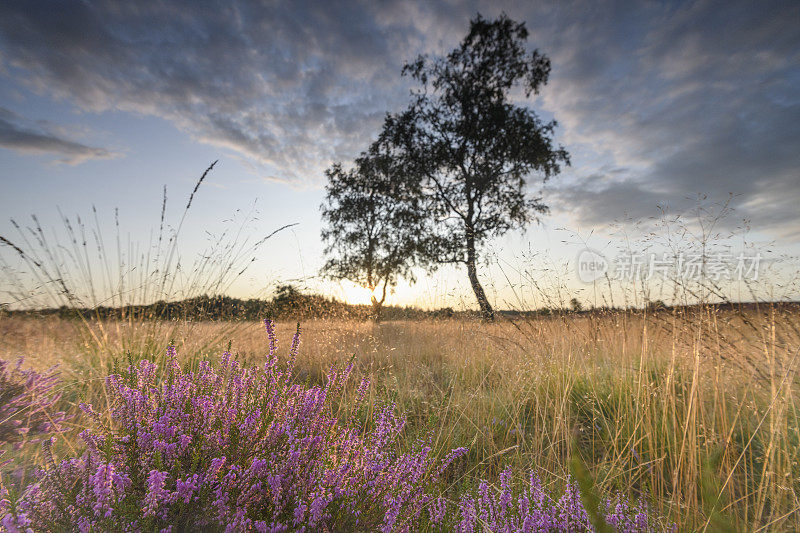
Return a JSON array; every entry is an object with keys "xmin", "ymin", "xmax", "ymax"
[{"xmin": 2, "ymin": 326, "xmax": 473, "ymax": 531}]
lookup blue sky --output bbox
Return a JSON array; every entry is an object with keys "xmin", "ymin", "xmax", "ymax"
[{"xmin": 1, "ymin": 0, "xmax": 798, "ymax": 309}]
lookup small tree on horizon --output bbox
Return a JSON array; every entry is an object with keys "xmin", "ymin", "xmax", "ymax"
[
  {"xmin": 320, "ymin": 148, "xmax": 427, "ymax": 322},
  {"xmin": 377, "ymin": 13, "xmax": 569, "ymax": 320}
]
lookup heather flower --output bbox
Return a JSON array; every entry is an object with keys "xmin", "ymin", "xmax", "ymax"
[
  {"xmin": 3, "ymin": 323, "xmax": 467, "ymax": 531},
  {"xmin": 176, "ymin": 474, "xmax": 200, "ymax": 503},
  {"xmin": 450, "ymin": 469, "xmax": 667, "ymax": 532},
  {"xmin": 438, "ymin": 446, "xmax": 468, "ymax": 476},
  {"xmin": 143, "ymin": 469, "xmax": 170, "ymax": 518},
  {"xmin": 457, "ymin": 493, "xmax": 477, "ymax": 533},
  {"xmin": 428, "ymin": 496, "xmax": 447, "ymax": 525},
  {"xmin": 89, "ymin": 463, "xmax": 115, "ymax": 519},
  {"xmin": 0, "ymin": 358, "xmax": 67, "ymax": 466},
  {"xmin": 557, "ymin": 478, "xmax": 590, "ymax": 529}
]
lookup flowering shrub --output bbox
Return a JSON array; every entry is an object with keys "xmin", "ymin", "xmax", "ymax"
[
  {"xmin": 1, "ymin": 321, "xmax": 669, "ymax": 532},
  {"xmin": 448, "ymin": 467, "xmax": 663, "ymax": 532},
  {"xmin": 2, "ymin": 321, "xmax": 467, "ymax": 532},
  {"xmin": 1, "ymin": 357, "xmax": 68, "ymax": 533},
  {"xmin": 0, "ymin": 358, "xmax": 66, "ymax": 465}
]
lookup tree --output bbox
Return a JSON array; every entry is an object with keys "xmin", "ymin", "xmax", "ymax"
[
  {"xmin": 320, "ymin": 148, "xmax": 426, "ymax": 322},
  {"xmin": 377, "ymin": 13, "xmax": 569, "ymax": 320}
]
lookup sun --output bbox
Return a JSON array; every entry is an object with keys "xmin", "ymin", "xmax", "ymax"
[{"xmin": 338, "ymin": 280, "xmax": 375, "ymax": 306}]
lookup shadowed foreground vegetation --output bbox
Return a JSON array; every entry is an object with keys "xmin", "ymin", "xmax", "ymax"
[{"xmin": 1, "ymin": 303, "xmax": 798, "ymax": 530}]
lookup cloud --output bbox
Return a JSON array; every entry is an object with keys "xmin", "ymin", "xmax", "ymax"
[
  {"xmin": 0, "ymin": 107, "xmax": 119, "ymax": 164},
  {"xmin": 520, "ymin": 0, "xmax": 800, "ymax": 236},
  {"xmin": 0, "ymin": 0, "xmax": 449, "ymax": 183},
  {"xmin": 0, "ymin": 0, "xmax": 797, "ymax": 236}
]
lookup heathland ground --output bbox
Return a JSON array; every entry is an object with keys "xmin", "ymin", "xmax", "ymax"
[{"xmin": 2, "ymin": 304, "xmax": 798, "ymax": 530}]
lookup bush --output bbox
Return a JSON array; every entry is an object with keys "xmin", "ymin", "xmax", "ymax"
[
  {"xmin": 2, "ymin": 321, "xmax": 467, "ymax": 532},
  {"xmin": 450, "ymin": 467, "xmax": 664, "ymax": 532},
  {"xmin": 0, "ymin": 357, "xmax": 68, "ymax": 531},
  {"xmin": 0, "ymin": 358, "xmax": 67, "ymax": 465}
]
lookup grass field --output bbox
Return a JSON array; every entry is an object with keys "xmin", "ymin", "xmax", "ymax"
[{"xmin": 2, "ymin": 304, "xmax": 799, "ymax": 531}]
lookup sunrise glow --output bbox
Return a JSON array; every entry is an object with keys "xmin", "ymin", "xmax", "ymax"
[{"xmin": 335, "ymin": 281, "xmax": 376, "ymax": 306}]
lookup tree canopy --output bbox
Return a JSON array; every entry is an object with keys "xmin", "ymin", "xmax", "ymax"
[
  {"xmin": 320, "ymin": 147, "xmax": 428, "ymax": 321},
  {"xmin": 376, "ymin": 13, "xmax": 570, "ymax": 320}
]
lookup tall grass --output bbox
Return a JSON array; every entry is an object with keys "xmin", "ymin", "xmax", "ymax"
[
  {"xmin": 234, "ymin": 310, "xmax": 799, "ymax": 530},
  {"xmin": 0, "ymin": 162, "xmax": 294, "ymax": 411},
  {"xmin": 3, "ymin": 309, "xmax": 797, "ymax": 529}
]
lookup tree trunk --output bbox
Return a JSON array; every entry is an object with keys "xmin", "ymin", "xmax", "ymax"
[
  {"xmin": 466, "ymin": 234, "xmax": 494, "ymax": 321},
  {"xmin": 370, "ymin": 296, "xmax": 383, "ymax": 323},
  {"xmin": 370, "ymin": 279, "xmax": 388, "ymax": 323}
]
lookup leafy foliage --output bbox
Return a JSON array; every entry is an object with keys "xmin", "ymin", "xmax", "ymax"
[
  {"xmin": 321, "ymin": 149, "xmax": 429, "ymax": 321},
  {"xmin": 377, "ymin": 13, "xmax": 570, "ymax": 319}
]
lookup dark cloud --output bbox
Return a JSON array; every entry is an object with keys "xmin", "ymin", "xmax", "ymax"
[
  {"xmin": 0, "ymin": 0, "xmax": 797, "ymax": 235},
  {"xmin": 0, "ymin": 107, "xmax": 118, "ymax": 164},
  {"xmin": 528, "ymin": 0, "xmax": 800, "ymax": 236}
]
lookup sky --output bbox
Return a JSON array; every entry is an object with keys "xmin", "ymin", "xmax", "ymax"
[{"xmin": 0, "ymin": 0, "xmax": 798, "ymax": 310}]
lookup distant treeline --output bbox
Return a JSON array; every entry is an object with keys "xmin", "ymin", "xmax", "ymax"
[
  {"xmin": 1, "ymin": 285, "xmax": 796, "ymax": 322},
  {"xmin": 0, "ymin": 285, "xmax": 477, "ymax": 321}
]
